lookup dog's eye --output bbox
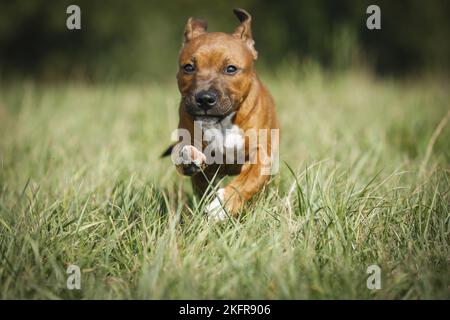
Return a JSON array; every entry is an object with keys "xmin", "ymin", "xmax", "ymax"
[
  {"xmin": 224, "ymin": 65, "xmax": 238, "ymax": 75},
  {"xmin": 182, "ymin": 64, "xmax": 195, "ymax": 74}
]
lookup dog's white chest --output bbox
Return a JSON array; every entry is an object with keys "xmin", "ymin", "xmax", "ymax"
[{"xmin": 196, "ymin": 114, "xmax": 244, "ymax": 155}]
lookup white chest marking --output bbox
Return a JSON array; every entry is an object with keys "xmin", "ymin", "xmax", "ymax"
[{"xmin": 196, "ymin": 113, "xmax": 244, "ymax": 155}]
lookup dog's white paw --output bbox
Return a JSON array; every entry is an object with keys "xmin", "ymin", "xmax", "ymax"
[
  {"xmin": 180, "ymin": 145, "xmax": 206, "ymax": 167},
  {"xmin": 206, "ymin": 188, "xmax": 228, "ymax": 222}
]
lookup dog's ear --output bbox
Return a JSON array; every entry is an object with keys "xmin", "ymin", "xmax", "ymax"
[
  {"xmin": 232, "ymin": 8, "xmax": 257, "ymax": 60},
  {"xmin": 184, "ymin": 17, "xmax": 207, "ymax": 43}
]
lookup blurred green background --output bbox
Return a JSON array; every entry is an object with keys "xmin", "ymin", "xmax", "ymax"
[
  {"xmin": 0, "ymin": 0, "xmax": 449, "ymax": 81},
  {"xmin": 1, "ymin": 1, "xmax": 450, "ymax": 300}
]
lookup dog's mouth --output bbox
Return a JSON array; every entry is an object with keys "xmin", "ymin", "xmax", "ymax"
[
  {"xmin": 190, "ymin": 108, "xmax": 234, "ymax": 122},
  {"xmin": 194, "ymin": 111, "xmax": 236, "ymax": 127},
  {"xmin": 193, "ymin": 114, "xmax": 221, "ymax": 125},
  {"xmin": 192, "ymin": 110, "xmax": 223, "ymax": 121}
]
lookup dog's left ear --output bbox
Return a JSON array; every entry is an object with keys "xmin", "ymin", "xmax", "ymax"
[{"xmin": 232, "ymin": 8, "xmax": 258, "ymax": 60}]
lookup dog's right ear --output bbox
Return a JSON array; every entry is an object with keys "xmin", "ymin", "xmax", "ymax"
[{"xmin": 184, "ymin": 18, "xmax": 207, "ymax": 43}]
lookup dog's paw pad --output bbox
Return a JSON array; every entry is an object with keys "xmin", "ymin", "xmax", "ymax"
[
  {"xmin": 206, "ymin": 188, "xmax": 228, "ymax": 222},
  {"xmin": 180, "ymin": 145, "xmax": 206, "ymax": 167}
]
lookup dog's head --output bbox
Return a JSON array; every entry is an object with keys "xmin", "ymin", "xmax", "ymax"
[{"xmin": 177, "ymin": 8, "xmax": 258, "ymax": 120}]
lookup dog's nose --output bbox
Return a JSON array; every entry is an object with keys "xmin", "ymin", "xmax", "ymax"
[{"xmin": 195, "ymin": 90, "xmax": 217, "ymax": 110}]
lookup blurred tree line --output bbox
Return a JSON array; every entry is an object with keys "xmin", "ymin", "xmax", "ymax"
[{"xmin": 0, "ymin": 0, "xmax": 448, "ymax": 81}]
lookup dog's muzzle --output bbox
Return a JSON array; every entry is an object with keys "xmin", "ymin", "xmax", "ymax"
[{"xmin": 184, "ymin": 86, "xmax": 234, "ymax": 118}]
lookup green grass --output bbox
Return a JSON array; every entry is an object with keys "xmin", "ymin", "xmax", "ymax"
[{"xmin": 0, "ymin": 66, "xmax": 449, "ymax": 299}]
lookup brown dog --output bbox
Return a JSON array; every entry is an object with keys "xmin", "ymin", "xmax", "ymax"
[{"xmin": 165, "ymin": 8, "xmax": 279, "ymax": 221}]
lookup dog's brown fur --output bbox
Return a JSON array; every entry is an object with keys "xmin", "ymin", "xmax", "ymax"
[{"xmin": 171, "ymin": 9, "xmax": 279, "ymax": 216}]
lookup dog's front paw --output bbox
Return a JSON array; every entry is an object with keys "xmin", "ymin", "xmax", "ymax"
[
  {"xmin": 206, "ymin": 188, "xmax": 228, "ymax": 222},
  {"xmin": 176, "ymin": 145, "xmax": 206, "ymax": 176}
]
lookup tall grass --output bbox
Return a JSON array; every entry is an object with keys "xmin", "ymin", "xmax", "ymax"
[{"xmin": 0, "ymin": 66, "xmax": 449, "ymax": 299}]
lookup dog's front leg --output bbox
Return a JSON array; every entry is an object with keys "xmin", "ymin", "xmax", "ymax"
[{"xmin": 206, "ymin": 161, "xmax": 270, "ymax": 221}]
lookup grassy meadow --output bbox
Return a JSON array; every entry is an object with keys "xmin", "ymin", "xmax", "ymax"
[{"xmin": 0, "ymin": 65, "xmax": 449, "ymax": 299}]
